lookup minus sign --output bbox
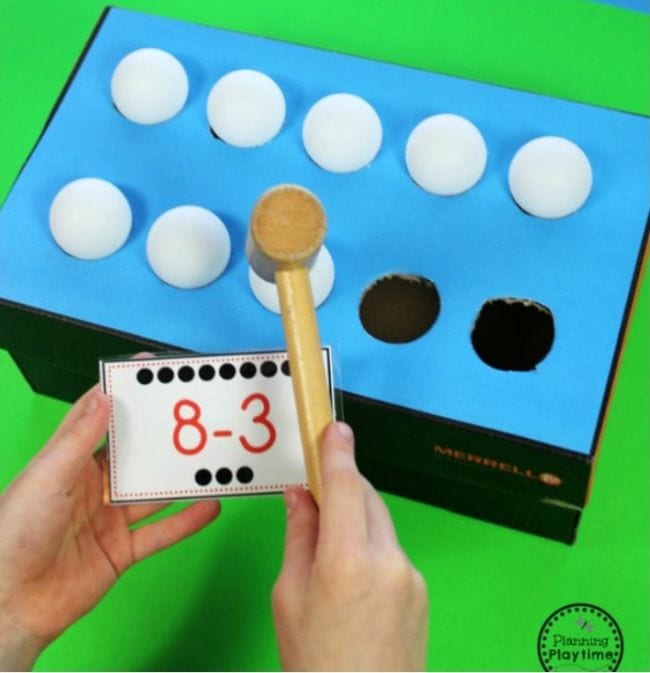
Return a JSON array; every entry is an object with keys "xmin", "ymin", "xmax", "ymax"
[{"xmin": 213, "ymin": 430, "xmax": 233, "ymax": 438}]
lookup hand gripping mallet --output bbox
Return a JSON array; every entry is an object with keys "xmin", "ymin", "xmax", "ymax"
[{"xmin": 246, "ymin": 184, "xmax": 332, "ymax": 505}]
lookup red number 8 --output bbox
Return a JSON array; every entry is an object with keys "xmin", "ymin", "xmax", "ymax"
[{"xmin": 172, "ymin": 399, "xmax": 208, "ymax": 455}]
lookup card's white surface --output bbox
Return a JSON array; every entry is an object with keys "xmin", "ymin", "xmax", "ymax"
[{"xmin": 100, "ymin": 349, "xmax": 333, "ymax": 503}]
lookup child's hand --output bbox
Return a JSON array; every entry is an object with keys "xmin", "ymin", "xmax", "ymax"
[
  {"xmin": 272, "ymin": 423, "xmax": 429, "ymax": 671},
  {"xmin": 0, "ymin": 385, "xmax": 220, "ymax": 671}
]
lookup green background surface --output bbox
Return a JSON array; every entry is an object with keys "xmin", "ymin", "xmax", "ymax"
[{"xmin": 0, "ymin": 0, "xmax": 648, "ymax": 670}]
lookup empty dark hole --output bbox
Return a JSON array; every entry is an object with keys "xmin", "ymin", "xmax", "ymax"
[
  {"xmin": 359, "ymin": 274, "xmax": 440, "ymax": 344},
  {"xmin": 471, "ymin": 297, "xmax": 554, "ymax": 371}
]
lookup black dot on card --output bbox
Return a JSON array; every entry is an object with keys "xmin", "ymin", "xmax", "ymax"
[
  {"xmin": 136, "ymin": 368, "xmax": 153, "ymax": 385},
  {"xmin": 219, "ymin": 363, "xmax": 236, "ymax": 380},
  {"xmin": 195, "ymin": 469, "xmax": 212, "ymax": 486},
  {"xmin": 260, "ymin": 361, "xmax": 277, "ymax": 377},
  {"xmin": 240, "ymin": 362, "xmax": 256, "ymax": 378},
  {"xmin": 237, "ymin": 466, "xmax": 254, "ymax": 484},
  {"xmin": 216, "ymin": 467, "xmax": 233, "ymax": 485},
  {"xmin": 281, "ymin": 360, "xmax": 291, "ymax": 376},
  {"xmin": 178, "ymin": 366, "xmax": 195, "ymax": 382},
  {"xmin": 199, "ymin": 364, "xmax": 215, "ymax": 381},
  {"xmin": 158, "ymin": 367, "xmax": 174, "ymax": 383}
]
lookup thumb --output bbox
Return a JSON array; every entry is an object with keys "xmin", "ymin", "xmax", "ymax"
[
  {"xmin": 278, "ymin": 487, "xmax": 318, "ymax": 588},
  {"xmin": 33, "ymin": 388, "xmax": 110, "ymax": 491}
]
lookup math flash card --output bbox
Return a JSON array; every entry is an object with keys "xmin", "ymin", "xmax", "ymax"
[{"xmin": 100, "ymin": 349, "xmax": 333, "ymax": 503}]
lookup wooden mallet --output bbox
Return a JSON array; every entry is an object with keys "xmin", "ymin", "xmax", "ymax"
[{"xmin": 247, "ymin": 184, "xmax": 332, "ymax": 505}]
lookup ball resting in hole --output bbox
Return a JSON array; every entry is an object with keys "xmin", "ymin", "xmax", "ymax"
[
  {"xmin": 405, "ymin": 113, "xmax": 487, "ymax": 195},
  {"xmin": 49, "ymin": 177, "xmax": 132, "ymax": 260},
  {"xmin": 111, "ymin": 48, "xmax": 189, "ymax": 125},
  {"xmin": 302, "ymin": 93, "xmax": 382, "ymax": 173},
  {"xmin": 207, "ymin": 69, "xmax": 286, "ymax": 147},
  {"xmin": 146, "ymin": 205, "xmax": 231, "ymax": 289},
  {"xmin": 508, "ymin": 136, "xmax": 592, "ymax": 219},
  {"xmin": 249, "ymin": 245, "xmax": 335, "ymax": 313}
]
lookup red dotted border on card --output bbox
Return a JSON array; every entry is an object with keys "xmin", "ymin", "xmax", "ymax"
[
  {"xmin": 105, "ymin": 353, "xmax": 301, "ymax": 500},
  {"xmin": 115, "ymin": 483, "xmax": 309, "ymax": 498}
]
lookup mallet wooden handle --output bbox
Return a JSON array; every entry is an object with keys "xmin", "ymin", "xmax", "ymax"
[
  {"xmin": 276, "ymin": 265, "xmax": 331, "ymax": 505},
  {"xmin": 247, "ymin": 184, "xmax": 331, "ymax": 504}
]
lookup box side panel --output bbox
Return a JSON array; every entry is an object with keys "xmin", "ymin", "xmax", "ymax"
[
  {"xmin": 344, "ymin": 391, "xmax": 591, "ymax": 508},
  {"xmin": 0, "ymin": 299, "xmax": 168, "ymax": 377},
  {"xmin": 358, "ymin": 454, "xmax": 580, "ymax": 544},
  {"xmin": 10, "ymin": 352, "xmax": 95, "ymax": 402}
]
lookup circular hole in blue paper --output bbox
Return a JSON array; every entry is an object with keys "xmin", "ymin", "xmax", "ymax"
[
  {"xmin": 359, "ymin": 274, "xmax": 440, "ymax": 344},
  {"xmin": 471, "ymin": 297, "xmax": 554, "ymax": 371}
]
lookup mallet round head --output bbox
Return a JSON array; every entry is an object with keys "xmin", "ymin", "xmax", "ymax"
[{"xmin": 247, "ymin": 185, "xmax": 327, "ymax": 282}]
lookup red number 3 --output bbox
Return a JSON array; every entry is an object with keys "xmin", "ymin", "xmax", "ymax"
[{"xmin": 239, "ymin": 393, "xmax": 276, "ymax": 453}]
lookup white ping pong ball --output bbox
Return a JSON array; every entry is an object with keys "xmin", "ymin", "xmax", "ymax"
[
  {"xmin": 111, "ymin": 48, "xmax": 189, "ymax": 124},
  {"xmin": 249, "ymin": 245, "xmax": 335, "ymax": 313},
  {"xmin": 405, "ymin": 113, "xmax": 487, "ymax": 195},
  {"xmin": 508, "ymin": 136, "xmax": 593, "ymax": 218},
  {"xmin": 49, "ymin": 178, "xmax": 132, "ymax": 260},
  {"xmin": 146, "ymin": 206, "xmax": 231, "ymax": 289},
  {"xmin": 302, "ymin": 93, "xmax": 382, "ymax": 172},
  {"xmin": 207, "ymin": 69, "xmax": 286, "ymax": 147}
]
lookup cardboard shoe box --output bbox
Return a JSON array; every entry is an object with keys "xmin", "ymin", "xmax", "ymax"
[{"xmin": 1, "ymin": 7, "xmax": 648, "ymax": 543}]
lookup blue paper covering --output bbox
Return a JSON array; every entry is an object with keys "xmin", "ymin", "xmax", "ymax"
[{"xmin": 0, "ymin": 8, "xmax": 647, "ymax": 456}]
